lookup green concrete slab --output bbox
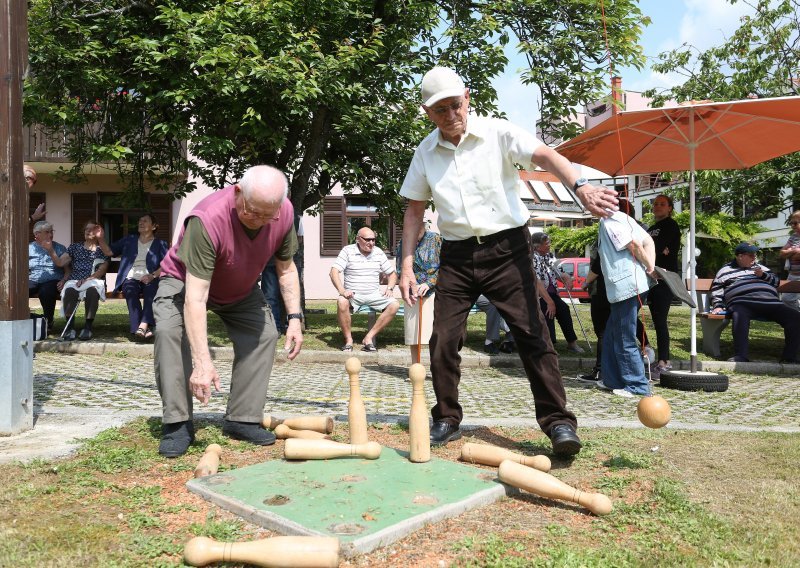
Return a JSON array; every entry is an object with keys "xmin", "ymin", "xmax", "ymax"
[{"xmin": 186, "ymin": 446, "xmax": 509, "ymax": 557}]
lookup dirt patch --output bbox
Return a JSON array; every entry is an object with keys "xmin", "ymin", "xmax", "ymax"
[{"xmin": 3, "ymin": 419, "xmax": 799, "ymax": 567}]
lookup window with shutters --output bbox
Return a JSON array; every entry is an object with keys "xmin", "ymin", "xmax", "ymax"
[
  {"xmin": 319, "ymin": 196, "xmax": 401, "ymax": 256},
  {"xmin": 71, "ymin": 192, "xmax": 172, "ymax": 245}
]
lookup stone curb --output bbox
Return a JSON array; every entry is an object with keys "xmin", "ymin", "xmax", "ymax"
[{"xmin": 33, "ymin": 339, "xmax": 799, "ymax": 374}]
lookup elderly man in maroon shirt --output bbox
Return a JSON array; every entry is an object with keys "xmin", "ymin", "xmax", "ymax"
[{"xmin": 154, "ymin": 165, "xmax": 303, "ymax": 457}]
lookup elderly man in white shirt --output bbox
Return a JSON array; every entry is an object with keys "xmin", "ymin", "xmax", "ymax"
[
  {"xmin": 330, "ymin": 227, "xmax": 399, "ymax": 352},
  {"xmin": 399, "ymin": 67, "xmax": 618, "ymax": 455}
]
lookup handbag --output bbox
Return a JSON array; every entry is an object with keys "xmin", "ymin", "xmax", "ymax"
[{"xmin": 30, "ymin": 314, "xmax": 48, "ymax": 341}]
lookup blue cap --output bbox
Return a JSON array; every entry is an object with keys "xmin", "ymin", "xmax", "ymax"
[{"xmin": 734, "ymin": 242, "xmax": 758, "ymax": 255}]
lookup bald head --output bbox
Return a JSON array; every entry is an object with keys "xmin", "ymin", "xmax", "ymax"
[
  {"xmin": 239, "ymin": 165, "xmax": 288, "ymax": 205},
  {"xmin": 355, "ymin": 227, "xmax": 377, "ymax": 253},
  {"xmin": 235, "ymin": 165, "xmax": 289, "ymax": 230}
]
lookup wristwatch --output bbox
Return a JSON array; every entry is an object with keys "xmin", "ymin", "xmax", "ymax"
[
  {"xmin": 572, "ymin": 177, "xmax": 589, "ymax": 191},
  {"xmin": 287, "ymin": 313, "xmax": 304, "ymax": 321}
]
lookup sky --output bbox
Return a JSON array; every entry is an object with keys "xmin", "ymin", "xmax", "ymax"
[{"xmin": 495, "ymin": 0, "xmax": 757, "ymax": 130}]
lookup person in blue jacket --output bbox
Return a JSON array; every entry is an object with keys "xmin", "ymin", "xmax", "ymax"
[{"xmin": 97, "ymin": 213, "xmax": 169, "ymax": 340}]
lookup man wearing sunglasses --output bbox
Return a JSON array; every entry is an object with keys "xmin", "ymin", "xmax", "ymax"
[
  {"xmin": 154, "ymin": 165, "xmax": 303, "ymax": 457},
  {"xmin": 330, "ymin": 227, "xmax": 399, "ymax": 352},
  {"xmin": 399, "ymin": 66, "xmax": 619, "ymax": 455}
]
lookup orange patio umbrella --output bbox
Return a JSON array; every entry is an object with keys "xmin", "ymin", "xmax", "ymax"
[{"xmin": 556, "ymin": 95, "xmax": 800, "ymax": 374}]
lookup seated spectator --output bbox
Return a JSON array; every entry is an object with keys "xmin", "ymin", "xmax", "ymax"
[
  {"xmin": 29, "ymin": 221, "xmax": 71, "ymax": 332},
  {"xmin": 25, "ymin": 165, "xmax": 46, "ymax": 223},
  {"xmin": 395, "ymin": 223, "xmax": 441, "ymax": 364},
  {"xmin": 97, "ymin": 214, "xmax": 169, "ymax": 341},
  {"xmin": 779, "ymin": 210, "xmax": 800, "ymax": 311},
  {"xmin": 530, "ymin": 232, "xmax": 584, "ymax": 353},
  {"xmin": 475, "ymin": 295, "xmax": 515, "ymax": 354},
  {"xmin": 330, "ymin": 227, "xmax": 399, "ymax": 352},
  {"xmin": 710, "ymin": 242, "xmax": 800, "ymax": 363},
  {"xmin": 60, "ymin": 220, "xmax": 110, "ymax": 341}
]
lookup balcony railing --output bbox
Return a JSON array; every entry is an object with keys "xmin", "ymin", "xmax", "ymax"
[
  {"xmin": 23, "ymin": 124, "xmax": 71, "ymax": 163},
  {"xmin": 23, "ymin": 123, "xmax": 188, "ymax": 165}
]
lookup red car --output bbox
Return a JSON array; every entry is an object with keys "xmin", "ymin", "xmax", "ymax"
[{"xmin": 552, "ymin": 257, "xmax": 591, "ymax": 301}]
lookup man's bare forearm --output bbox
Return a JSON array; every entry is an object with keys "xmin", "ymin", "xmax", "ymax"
[
  {"xmin": 275, "ymin": 258, "xmax": 302, "ymax": 314},
  {"xmin": 184, "ymin": 273, "xmax": 212, "ymax": 367}
]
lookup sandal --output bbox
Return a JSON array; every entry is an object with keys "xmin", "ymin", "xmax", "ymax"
[
  {"xmin": 341, "ymin": 344, "xmax": 353, "ymax": 352},
  {"xmin": 144, "ymin": 329, "xmax": 154, "ymax": 341},
  {"xmin": 134, "ymin": 328, "xmax": 147, "ymax": 342},
  {"xmin": 361, "ymin": 343, "xmax": 377, "ymax": 353}
]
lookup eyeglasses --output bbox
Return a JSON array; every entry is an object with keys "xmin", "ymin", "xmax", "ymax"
[
  {"xmin": 240, "ymin": 194, "xmax": 280, "ymax": 222},
  {"xmin": 429, "ymin": 99, "xmax": 464, "ymax": 116},
  {"xmin": 358, "ymin": 236, "xmax": 376, "ymax": 243}
]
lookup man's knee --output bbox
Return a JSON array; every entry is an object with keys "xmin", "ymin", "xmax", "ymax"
[
  {"xmin": 336, "ymin": 296, "xmax": 351, "ymax": 313},
  {"xmin": 385, "ymin": 299, "xmax": 400, "ymax": 315}
]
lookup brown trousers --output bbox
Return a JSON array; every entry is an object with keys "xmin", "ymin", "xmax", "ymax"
[{"xmin": 429, "ymin": 226, "xmax": 577, "ymax": 435}]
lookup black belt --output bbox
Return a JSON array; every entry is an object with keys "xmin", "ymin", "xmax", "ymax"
[{"xmin": 447, "ymin": 225, "xmax": 525, "ymax": 246}]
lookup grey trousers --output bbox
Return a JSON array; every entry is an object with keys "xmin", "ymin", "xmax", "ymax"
[
  {"xmin": 153, "ymin": 277, "xmax": 280, "ymax": 425},
  {"xmin": 476, "ymin": 294, "xmax": 510, "ymax": 342}
]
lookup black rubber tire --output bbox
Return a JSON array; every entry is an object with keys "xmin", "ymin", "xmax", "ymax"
[{"xmin": 659, "ymin": 370, "xmax": 729, "ymax": 392}]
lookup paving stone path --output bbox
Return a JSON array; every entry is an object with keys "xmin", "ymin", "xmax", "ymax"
[{"xmin": 33, "ymin": 352, "xmax": 800, "ymax": 432}]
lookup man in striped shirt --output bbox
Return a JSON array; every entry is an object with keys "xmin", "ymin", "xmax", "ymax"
[
  {"xmin": 710, "ymin": 242, "xmax": 800, "ymax": 363},
  {"xmin": 330, "ymin": 227, "xmax": 399, "ymax": 352}
]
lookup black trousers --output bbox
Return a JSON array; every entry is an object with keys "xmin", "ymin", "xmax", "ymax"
[
  {"xmin": 731, "ymin": 301, "xmax": 800, "ymax": 361},
  {"xmin": 589, "ymin": 291, "xmax": 649, "ymax": 369},
  {"xmin": 540, "ymin": 290, "xmax": 578, "ymax": 344},
  {"xmin": 429, "ymin": 226, "xmax": 576, "ymax": 434},
  {"xmin": 63, "ymin": 287, "xmax": 100, "ymax": 329},
  {"xmin": 29, "ymin": 279, "xmax": 59, "ymax": 327},
  {"xmin": 647, "ymin": 281, "xmax": 674, "ymax": 362}
]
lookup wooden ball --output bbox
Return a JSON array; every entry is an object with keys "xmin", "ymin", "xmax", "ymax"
[
  {"xmin": 409, "ymin": 363, "xmax": 426, "ymax": 382},
  {"xmin": 345, "ymin": 356, "xmax": 361, "ymax": 374},
  {"xmin": 637, "ymin": 395, "xmax": 671, "ymax": 429}
]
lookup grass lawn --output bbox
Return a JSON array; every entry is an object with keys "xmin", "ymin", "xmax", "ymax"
[
  {"xmin": 41, "ymin": 298, "xmax": 791, "ymax": 362},
  {"xmin": 1, "ymin": 420, "xmax": 798, "ymax": 567}
]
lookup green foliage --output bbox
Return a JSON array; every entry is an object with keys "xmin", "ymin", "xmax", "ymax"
[
  {"xmin": 25, "ymin": 0, "xmax": 647, "ymax": 217},
  {"xmin": 643, "ymin": 0, "xmax": 800, "ymax": 216},
  {"xmin": 547, "ymin": 223, "xmax": 598, "ymax": 256}
]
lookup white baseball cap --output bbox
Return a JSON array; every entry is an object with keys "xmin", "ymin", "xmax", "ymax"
[{"xmin": 421, "ymin": 67, "xmax": 466, "ymax": 107}]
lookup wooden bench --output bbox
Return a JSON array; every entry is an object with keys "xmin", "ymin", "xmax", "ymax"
[
  {"xmin": 354, "ymin": 301, "xmax": 481, "ymax": 332},
  {"xmin": 693, "ymin": 278, "xmax": 799, "ymax": 358}
]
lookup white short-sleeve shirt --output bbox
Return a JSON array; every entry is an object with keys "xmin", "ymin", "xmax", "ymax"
[
  {"xmin": 399, "ymin": 116, "xmax": 542, "ymax": 241},
  {"xmin": 332, "ymin": 244, "xmax": 394, "ymax": 296}
]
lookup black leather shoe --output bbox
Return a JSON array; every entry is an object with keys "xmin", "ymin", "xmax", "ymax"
[
  {"xmin": 222, "ymin": 420, "xmax": 276, "ymax": 446},
  {"xmin": 429, "ymin": 420, "xmax": 462, "ymax": 447},
  {"xmin": 159, "ymin": 421, "xmax": 195, "ymax": 458},
  {"xmin": 484, "ymin": 342, "xmax": 500, "ymax": 355},
  {"xmin": 549, "ymin": 424, "xmax": 582, "ymax": 457},
  {"xmin": 78, "ymin": 328, "xmax": 92, "ymax": 341},
  {"xmin": 499, "ymin": 340, "xmax": 516, "ymax": 354}
]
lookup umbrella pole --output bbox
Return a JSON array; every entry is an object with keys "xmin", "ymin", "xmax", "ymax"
[{"xmin": 689, "ymin": 122, "xmax": 698, "ymax": 372}]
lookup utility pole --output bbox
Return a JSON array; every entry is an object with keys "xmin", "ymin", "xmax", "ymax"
[{"xmin": 1, "ymin": 0, "xmax": 33, "ymax": 434}]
